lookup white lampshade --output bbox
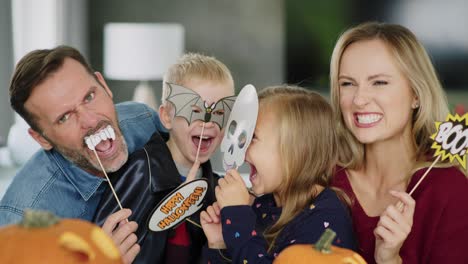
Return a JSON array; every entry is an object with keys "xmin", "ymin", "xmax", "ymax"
[{"xmin": 104, "ymin": 23, "xmax": 184, "ymax": 80}]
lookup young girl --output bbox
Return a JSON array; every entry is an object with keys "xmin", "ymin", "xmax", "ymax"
[{"xmin": 200, "ymin": 85, "xmax": 357, "ymax": 263}]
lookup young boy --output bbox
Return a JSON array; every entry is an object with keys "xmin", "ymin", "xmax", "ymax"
[{"xmin": 93, "ymin": 53, "xmax": 235, "ymax": 263}]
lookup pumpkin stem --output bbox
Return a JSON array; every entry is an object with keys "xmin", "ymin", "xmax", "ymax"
[
  {"xmin": 314, "ymin": 228, "xmax": 336, "ymax": 254},
  {"xmin": 19, "ymin": 209, "xmax": 60, "ymax": 228}
]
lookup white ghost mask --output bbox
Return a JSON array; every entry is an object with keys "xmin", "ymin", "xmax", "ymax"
[{"xmin": 221, "ymin": 84, "xmax": 258, "ymax": 171}]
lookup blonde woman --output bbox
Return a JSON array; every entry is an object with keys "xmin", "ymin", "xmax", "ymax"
[
  {"xmin": 330, "ymin": 22, "xmax": 468, "ymax": 264},
  {"xmin": 200, "ymin": 85, "xmax": 357, "ymax": 263}
]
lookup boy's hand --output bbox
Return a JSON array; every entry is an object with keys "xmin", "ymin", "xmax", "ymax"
[
  {"xmin": 374, "ymin": 191, "xmax": 415, "ymax": 264},
  {"xmin": 200, "ymin": 202, "xmax": 226, "ymax": 249},
  {"xmin": 215, "ymin": 169, "xmax": 250, "ymax": 209},
  {"xmin": 185, "ymin": 160, "xmax": 201, "ymax": 183},
  {"xmin": 101, "ymin": 209, "xmax": 140, "ymax": 264}
]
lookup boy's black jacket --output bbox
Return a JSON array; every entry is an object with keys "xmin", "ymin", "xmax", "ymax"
[{"xmin": 93, "ymin": 131, "xmax": 220, "ymax": 264}]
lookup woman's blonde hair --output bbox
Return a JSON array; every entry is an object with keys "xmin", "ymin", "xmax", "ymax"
[
  {"xmin": 258, "ymin": 85, "xmax": 341, "ymax": 249},
  {"xmin": 330, "ymin": 22, "xmax": 451, "ymax": 170}
]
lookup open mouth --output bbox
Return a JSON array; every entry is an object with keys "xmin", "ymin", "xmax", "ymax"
[
  {"xmin": 84, "ymin": 125, "xmax": 116, "ymax": 158},
  {"xmin": 354, "ymin": 113, "xmax": 383, "ymax": 126},
  {"xmin": 249, "ymin": 163, "xmax": 257, "ymax": 184},
  {"xmin": 192, "ymin": 135, "xmax": 213, "ymax": 153}
]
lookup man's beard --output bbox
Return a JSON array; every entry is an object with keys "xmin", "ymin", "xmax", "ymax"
[{"xmin": 48, "ymin": 133, "xmax": 129, "ymax": 175}]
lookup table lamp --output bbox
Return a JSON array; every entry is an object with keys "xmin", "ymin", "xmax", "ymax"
[{"xmin": 104, "ymin": 23, "xmax": 184, "ymax": 109}]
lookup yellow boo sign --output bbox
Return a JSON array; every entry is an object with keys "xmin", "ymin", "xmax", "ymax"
[{"xmin": 431, "ymin": 113, "xmax": 468, "ymax": 170}]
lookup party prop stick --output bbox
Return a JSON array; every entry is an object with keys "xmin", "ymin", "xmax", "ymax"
[
  {"xmin": 431, "ymin": 113, "xmax": 468, "ymax": 171},
  {"xmin": 148, "ymin": 179, "xmax": 208, "ymax": 232},
  {"xmin": 157, "ymin": 124, "xmax": 208, "ymax": 230},
  {"xmin": 221, "ymin": 84, "xmax": 258, "ymax": 171},
  {"xmin": 408, "ymin": 155, "xmax": 441, "ymax": 196},
  {"xmin": 92, "ymin": 149, "xmax": 126, "ymax": 222},
  {"xmin": 186, "ymin": 218, "xmax": 202, "ymax": 228},
  {"xmin": 165, "ymin": 82, "xmax": 236, "ymax": 130},
  {"xmin": 195, "ymin": 122, "xmax": 206, "ymax": 163},
  {"xmin": 85, "ymin": 128, "xmax": 127, "ymax": 220},
  {"xmin": 220, "ymin": 85, "xmax": 259, "ymax": 195},
  {"xmin": 396, "ymin": 113, "xmax": 468, "ymax": 212},
  {"xmin": 396, "ymin": 155, "xmax": 441, "ymax": 211}
]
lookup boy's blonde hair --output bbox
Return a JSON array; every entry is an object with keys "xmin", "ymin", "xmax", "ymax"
[
  {"xmin": 161, "ymin": 53, "xmax": 234, "ymax": 104},
  {"xmin": 258, "ymin": 85, "xmax": 341, "ymax": 249},
  {"xmin": 329, "ymin": 22, "xmax": 456, "ymax": 173}
]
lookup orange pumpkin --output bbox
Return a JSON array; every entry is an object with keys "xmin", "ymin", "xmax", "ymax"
[
  {"xmin": 0, "ymin": 210, "xmax": 123, "ymax": 264},
  {"xmin": 274, "ymin": 229, "xmax": 366, "ymax": 264}
]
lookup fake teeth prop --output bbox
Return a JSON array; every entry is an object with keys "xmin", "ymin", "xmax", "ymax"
[{"xmin": 85, "ymin": 125, "xmax": 116, "ymax": 151}]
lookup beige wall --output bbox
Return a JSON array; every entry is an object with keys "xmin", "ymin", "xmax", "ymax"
[{"xmin": 88, "ymin": 0, "xmax": 285, "ymax": 104}]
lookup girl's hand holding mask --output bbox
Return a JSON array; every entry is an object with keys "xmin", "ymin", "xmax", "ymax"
[{"xmin": 215, "ymin": 169, "xmax": 250, "ymax": 209}]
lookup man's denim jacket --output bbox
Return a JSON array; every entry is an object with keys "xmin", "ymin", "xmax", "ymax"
[{"xmin": 0, "ymin": 102, "xmax": 164, "ymax": 226}]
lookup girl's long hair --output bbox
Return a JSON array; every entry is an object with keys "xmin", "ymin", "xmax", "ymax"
[{"xmin": 258, "ymin": 85, "xmax": 342, "ymax": 250}]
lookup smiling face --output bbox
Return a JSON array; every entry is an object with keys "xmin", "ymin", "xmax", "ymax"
[
  {"xmin": 161, "ymin": 78, "xmax": 234, "ymax": 168},
  {"xmin": 25, "ymin": 58, "xmax": 127, "ymax": 176},
  {"xmin": 338, "ymin": 39, "xmax": 418, "ymax": 145},
  {"xmin": 245, "ymin": 107, "xmax": 283, "ymax": 197}
]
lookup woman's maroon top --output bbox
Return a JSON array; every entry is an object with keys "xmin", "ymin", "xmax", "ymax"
[{"xmin": 332, "ymin": 166, "xmax": 468, "ymax": 263}]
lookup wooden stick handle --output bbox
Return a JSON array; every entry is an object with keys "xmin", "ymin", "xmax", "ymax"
[
  {"xmin": 195, "ymin": 122, "xmax": 206, "ymax": 163},
  {"xmin": 93, "ymin": 150, "xmax": 128, "ymax": 222},
  {"xmin": 408, "ymin": 155, "xmax": 441, "ymax": 196},
  {"xmin": 396, "ymin": 155, "xmax": 441, "ymax": 211}
]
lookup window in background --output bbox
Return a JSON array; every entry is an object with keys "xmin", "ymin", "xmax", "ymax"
[
  {"xmin": 286, "ymin": 0, "xmax": 351, "ymax": 89},
  {"xmin": 286, "ymin": 0, "xmax": 468, "ymax": 92},
  {"xmin": 0, "ymin": 0, "xmax": 14, "ymax": 145},
  {"xmin": 5, "ymin": 0, "xmax": 88, "ymax": 166},
  {"xmin": 389, "ymin": 0, "xmax": 468, "ymax": 89}
]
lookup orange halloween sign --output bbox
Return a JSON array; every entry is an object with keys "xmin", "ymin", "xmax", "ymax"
[{"xmin": 148, "ymin": 179, "xmax": 208, "ymax": 232}]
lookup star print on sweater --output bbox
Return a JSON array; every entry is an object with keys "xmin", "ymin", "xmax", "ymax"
[{"xmin": 203, "ymin": 188, "xmax": 357, "ymax": 263}]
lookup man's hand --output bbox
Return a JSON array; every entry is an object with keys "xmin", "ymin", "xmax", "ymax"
[
  {"xmin": 215, "ymin": 169, "xmax": 250, "ymax": 209},
  {"xmin": 200, "ymin": 202, "xmax": 226, "ymax": 249},
  {"xmin": 101, "ymin": 209, "xmax": 140, "ymax": 264}
]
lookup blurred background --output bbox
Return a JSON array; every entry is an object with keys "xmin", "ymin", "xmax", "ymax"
[{"xmin": 0, "ymin": 0, "xmax": 467, "ymax": 196}]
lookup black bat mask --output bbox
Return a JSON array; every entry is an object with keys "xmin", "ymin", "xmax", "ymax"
[{"xmin": 165, "ymin": 82, "xmax": 236, "ymax": 129}]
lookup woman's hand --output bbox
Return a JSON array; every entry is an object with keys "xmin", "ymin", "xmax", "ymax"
[
  {"xmin": 215, "ymin": 169, "xmax": 250, "ymax": 209},
  {"xmin": 374, "ymin": 190, "xmax": 415, "ymax": 264},
  {"xmin": 200, "ymin": 202, "xmax": 225, "ymax": 249}
]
